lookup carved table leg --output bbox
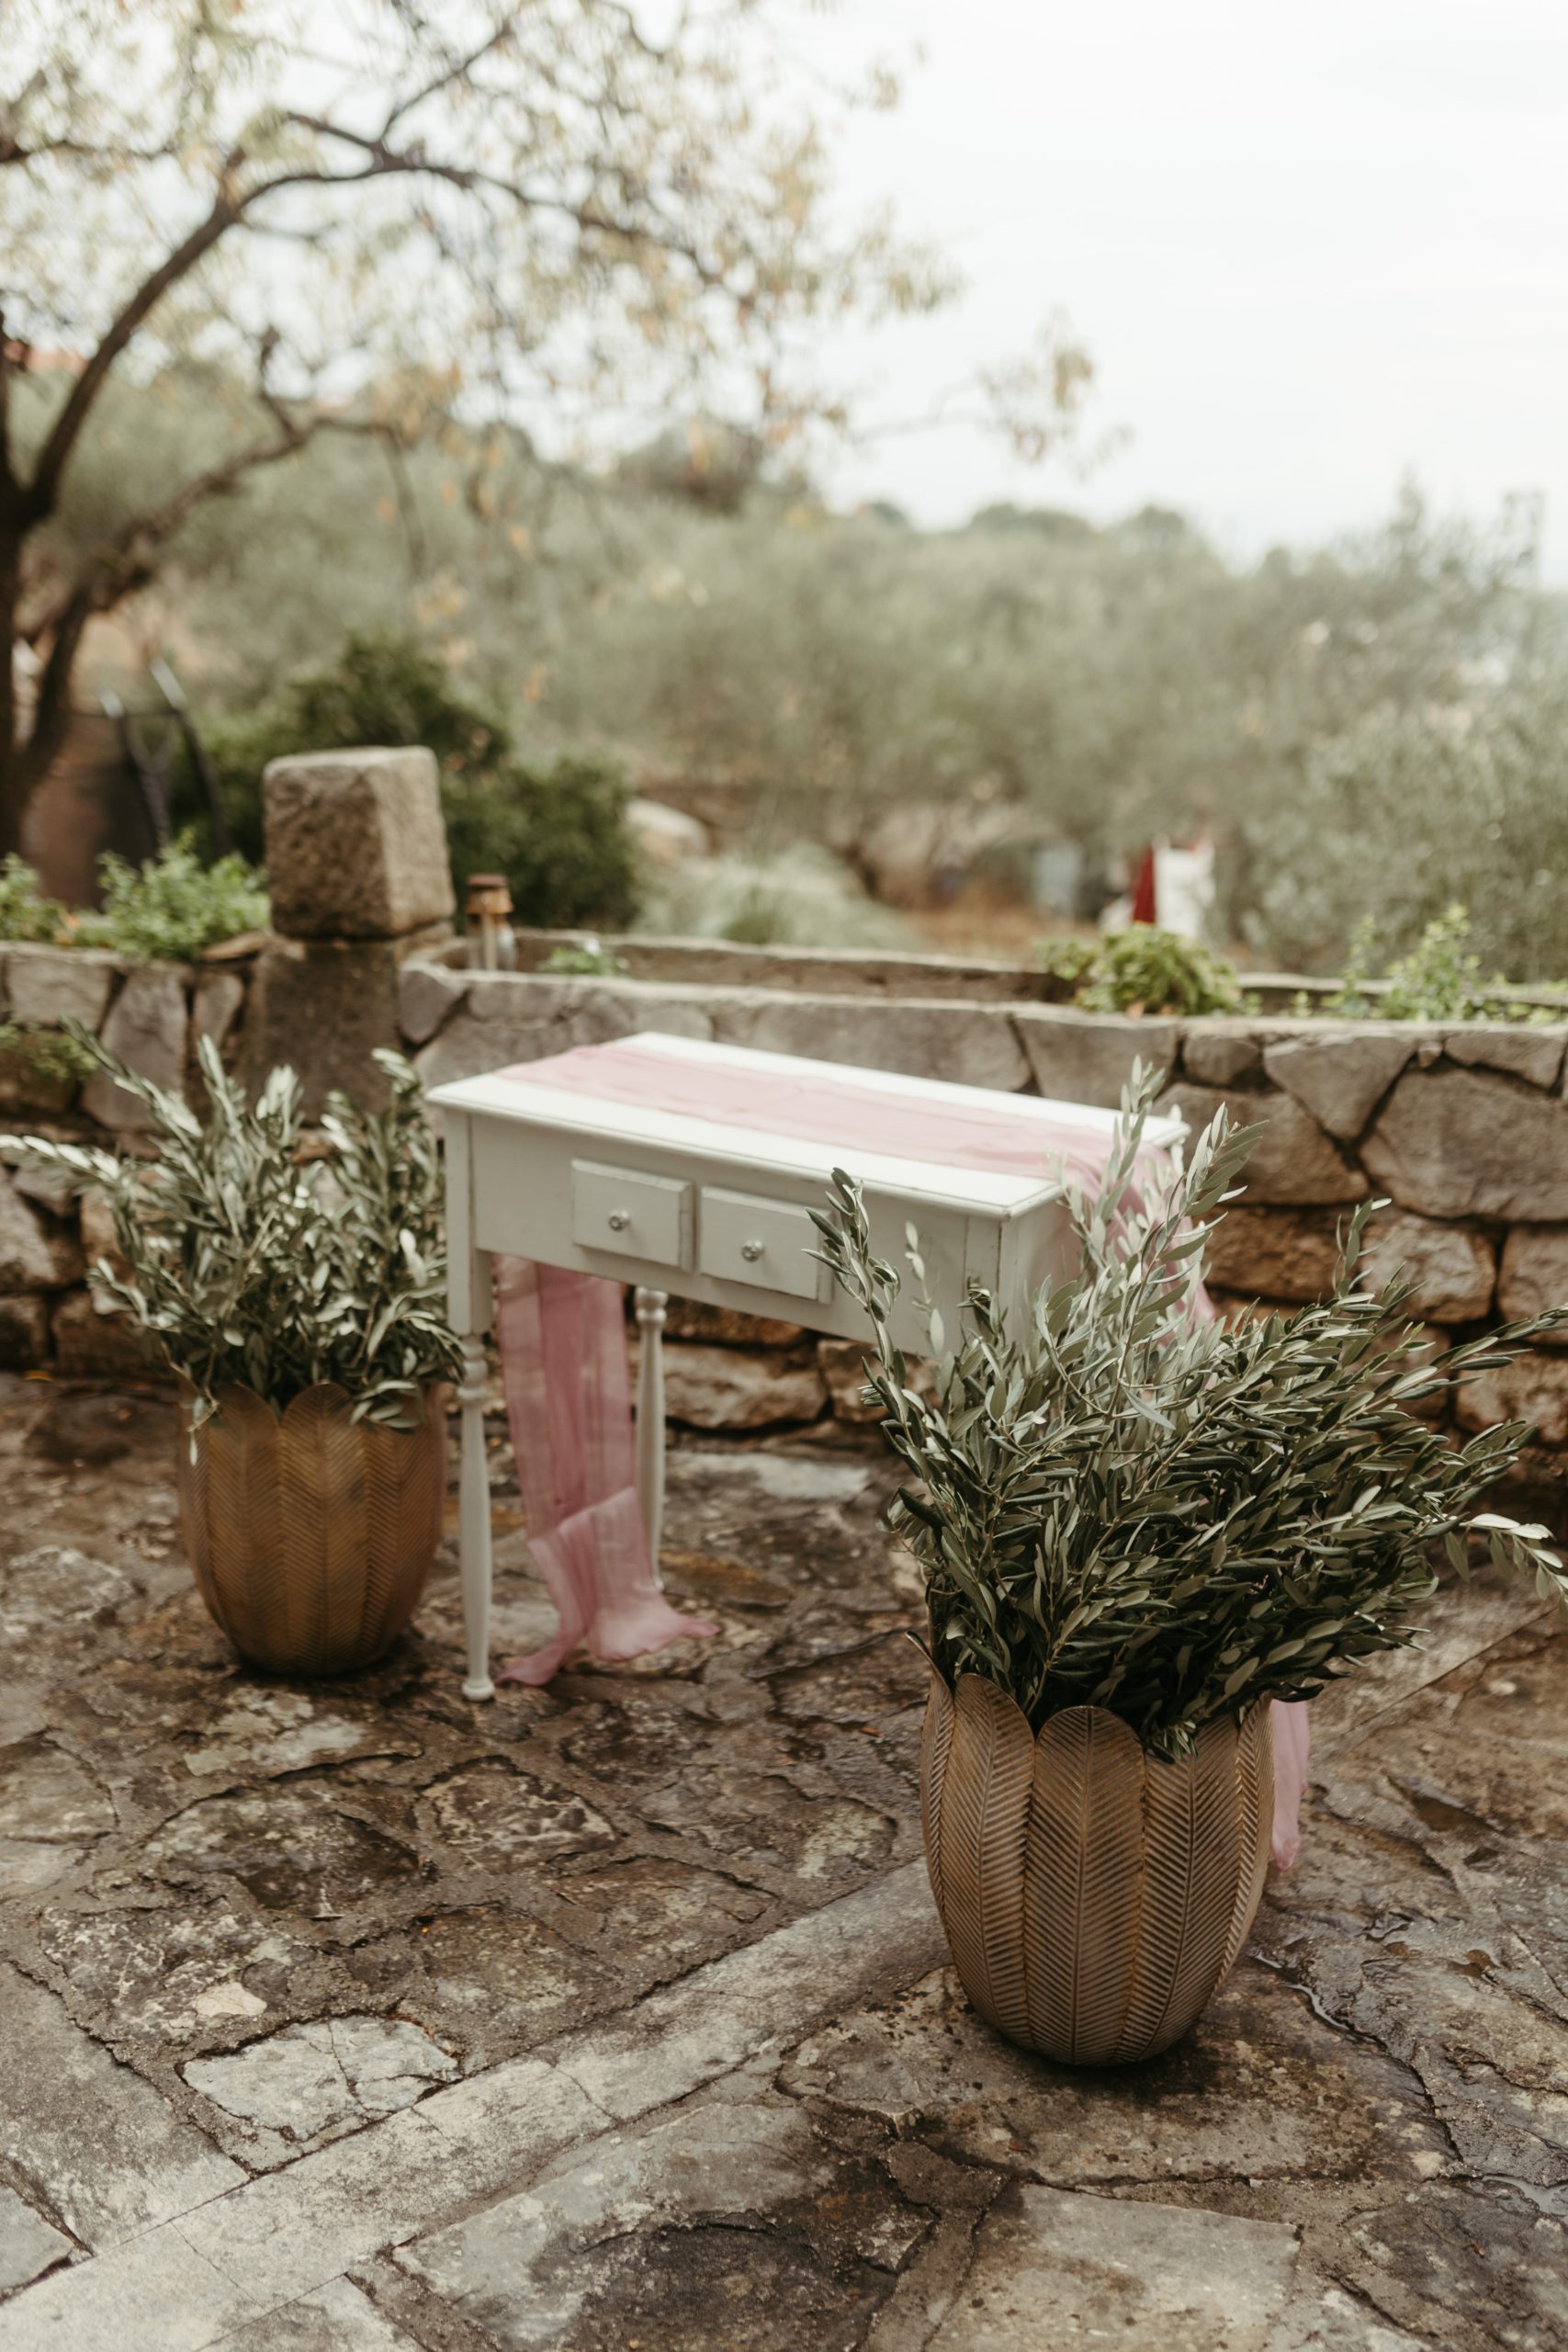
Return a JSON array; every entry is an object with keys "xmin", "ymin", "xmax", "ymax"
[
  {"xmin": 458, "ymin": 1332, "xmax": 496, "ymax": 1700},
  {"xmin": 634, "ymin": 1285, "xmax": 669, "ymax": 1581}
]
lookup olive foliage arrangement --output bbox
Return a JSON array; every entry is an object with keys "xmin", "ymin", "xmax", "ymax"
[
  {"xmin": 813, "ymin": 1068, "xmax": 1568, "ymax": 1756},
  {"xmin": 3, "ymin": 1036, "xmax": 461, "ymax": 1430}
]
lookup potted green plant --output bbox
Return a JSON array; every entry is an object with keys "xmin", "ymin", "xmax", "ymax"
[
  {"xmin": 814, "ymin": 1073, "xmax": 1568, "ymax": 2065},
  {"xmin": 3, "ymin": 1038, "xmax": 462, "ymax": 1676}
]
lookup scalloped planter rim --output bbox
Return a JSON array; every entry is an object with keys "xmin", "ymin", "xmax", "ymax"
[
  {"xmin": 919, "ymin": 1671, "xmax": 1274, "ymax": 2064},
  {"xmin": 175, "ymin": 1380, "xmax": 446, "ymax": 1677}
]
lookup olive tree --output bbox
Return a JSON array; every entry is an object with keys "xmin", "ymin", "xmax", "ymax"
[{"xmin": 0, "ymin": 0, "xmax": 1057, "ymax": 853}]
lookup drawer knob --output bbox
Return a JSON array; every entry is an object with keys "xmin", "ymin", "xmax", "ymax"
[
  {"xmin": 740, "ymin": 1239, "xmax": 764, "ymax": 1262},
  {"xmin": 607, "ymin": 1210, "xmax": 630, "ymax": 1232}
]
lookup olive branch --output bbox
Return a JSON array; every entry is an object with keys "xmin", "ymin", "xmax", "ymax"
[{"xmin": 812, "ymin": 1065, "xmax": 1568, "ymax": 1755}]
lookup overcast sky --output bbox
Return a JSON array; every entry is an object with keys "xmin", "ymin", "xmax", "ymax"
[{"xmin": 806, "ymin": 0, "xmax": 1568, "ymax": 571}]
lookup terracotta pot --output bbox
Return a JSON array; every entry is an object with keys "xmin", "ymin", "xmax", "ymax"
[
  {"xmin": 176, "ymin": 1382, "xmax": 446, "ymax": 1676},
  {"xmin": 919, "ymin": 1671, "xmax": 1272, "ymax": 2064}
]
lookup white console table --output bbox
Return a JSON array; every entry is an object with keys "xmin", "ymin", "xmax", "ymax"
[{"xmin": 429, "ymin": 1034, "xmax": 1179, "ymax": 1700}]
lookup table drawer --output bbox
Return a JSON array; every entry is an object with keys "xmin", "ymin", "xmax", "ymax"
[
  {"xmin": 571, "ymin": 1159, "xmax": 693, "ymax": 1268},
  {"xmin": 698, "ymin": 1185, "xmax": 829, "ymax": 1303}
]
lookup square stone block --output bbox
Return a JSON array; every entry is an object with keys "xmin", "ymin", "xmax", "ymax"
[
  {"xmin": 264, "ymin": 747, "xmax": 456, "ymax": 940},
  {"xmin": 1013, "ymin": 1005, "xmax": 1181, "ymax": 1109},
  {"xmin": 5, "ymin": 943, "xmax": 118, "ymax": 1032},
  {"xmin": 1499, "ymin": 1226, "xmax": 1568, "ymax": 1346},
  {"xmin": 238, "ymin": 938, "xmax": 405, "ymax": 1117},
  {"xmin": 81, "ymin": 965, "xmax": 188, "ymax": 1129}
]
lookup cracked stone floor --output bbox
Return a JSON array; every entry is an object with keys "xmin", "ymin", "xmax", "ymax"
[{"xmin": 0, "ymin": 1372, "xmax": 1564, "ymax": 2349}]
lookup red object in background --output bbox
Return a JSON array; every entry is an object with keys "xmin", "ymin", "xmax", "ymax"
[{"xmin": 1130, "ymin": 846, "xmax": 1157, "ymax": 925}]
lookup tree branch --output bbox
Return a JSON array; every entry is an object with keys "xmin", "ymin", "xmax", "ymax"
[
  {"xmin": 21, "ymin": 398, "xmax": 389, "ymax": 650},
  {"xmin": 0, "ymin": 308, "xmax": 13, "ymax": 495},
  {"xmin": 276, "ymin": 113, "xmax": 723, "ymax": 284},
  {"xmin": 17, "ymin": 73, "xmax": 734, "ymax": 538},
  {"xmin": 21, "ymin": 187, "xmax": 241, "ymax": 525},
  {"xmin": 0, "ymin": 133, "xmax": 182, "ymax": 170},
  {"xmin": 379, "ymin": 21, "xmax": 517, "ymax": 137},
  {"xmin": 13, "ymin": 580, "xmax": 95, "ymax": 803}
]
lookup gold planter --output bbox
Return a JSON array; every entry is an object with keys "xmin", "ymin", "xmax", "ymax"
[
  {"xmin": 176, "ymin": 1382, "xmax": 446, "ymax": 1677},
  {"xmin": 919, "ymin": 1672, "xmax": 1273, "ymax": 2064}
]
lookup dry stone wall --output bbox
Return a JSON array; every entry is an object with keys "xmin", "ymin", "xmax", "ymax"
[
  {"xmin": 0, "ymin": 740, "xmax": 456, "ymax": 1378},
  {"xmin": 403, "ymin": 965, "xmax": 1568, "ymax": 1487},
  {"xmin": 3, "ymin": 753, "xmax": 1567, "ymax": 1490},
  {"xmin": 0, "ymin": 938, "xmax": 252, "ymax": 1376}
]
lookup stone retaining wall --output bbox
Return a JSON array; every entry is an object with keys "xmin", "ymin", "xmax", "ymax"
[
  {"xmin": 0, "ymin": 940, "xmax": 254, "ymax": 1377},
  {"xmin": 401, "ymin": 964, "xmax": 1568, "ymax": 1487},
  {"xmin": 2, "ymin": 737, "xmax": 1566, "ymax": 1488},
  {"xmin": 7, "ymin": 939, "xmax": 1568, "ymax": 1485}
]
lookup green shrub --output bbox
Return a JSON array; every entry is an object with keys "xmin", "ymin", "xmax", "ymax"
[
  {"xmin": 0, "ymin": 842, "xmax": 268, "ymax": 960},
  {"xmin": 539, "ymin": 939, "xmax": 630, "ymax": 976},
  {"xmin": 276, "ymin": 630, "xmax": 510, "ymax": 775},
  {"xmin": 636, "ymin": 843, "xmax": 913, "ymax": 949},
  {"xmin": 1329, "ymin": 906, "xmax": 1568, "ymax": 1024},
  {"xmin": 1236, "ymin": 667, "xmax": 1568, "ymax": 982},
  {"xmin": 0, "ymin": 1025, "xmax": 97, "ymax": 1086},
  {"xmin": 0, "ymin": 855, "xmax": 69, "ymax": 944},
  {"xmin": 1039, "ymin": 926, "xmax": 1250, "ymax": 1017},
  {"xmin": 442, "ymin": 755, "xmax": 638, "ymax": 934},
  {"xmin": 81, "ymin": 838, "xmax": 269, "ymax": 962},
  {"xmin": 186, "ymin": 631, "xmax": 639, "ymax": 933}
]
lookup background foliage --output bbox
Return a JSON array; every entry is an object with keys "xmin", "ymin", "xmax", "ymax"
[
  {"xmin": 10, "ymin": 14, "xmax": 1562, "ymax": 977},
  {"xmin": 1, "ymin": 0, "xmax": 983, "ymax": 845},
  {"xmin": 182, "ymin": 632, "xmax": 639, "ymax": 933},
  {"xmin": 73, "ymin": 408, "xmax": 1564, "ymax": 978}
]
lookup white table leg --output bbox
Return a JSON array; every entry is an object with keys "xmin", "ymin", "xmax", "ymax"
[
  {"xmin": 634, "ymin": 1285, "xmax": 668, "ymax": 1580},
  {"xmin": 457, "ymin": 1332, "xmax": 496, "ymax": 1700}
]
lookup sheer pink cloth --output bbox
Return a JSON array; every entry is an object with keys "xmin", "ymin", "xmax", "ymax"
[
  {"xmin": 491, "ymin": 1039, "xmax": 1191, "ymax": 1189},
  {"xmin": 1269, "ymin": 1696, "xmax": 1312, "ymax": 1871},
  {"xmin": 488, "ymin": 1040, "xmax": 1308, "ymax": 1864},
  {"xmin": 492, "ymin": 1258, "xmax": 719, "ymax": 1683},
  {"xmin": 1181, "ymin": 1279, "xmax": 1310, "ymax": 1866}
]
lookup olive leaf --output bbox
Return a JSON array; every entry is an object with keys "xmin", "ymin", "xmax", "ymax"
[
  {"xmin": 0, "ymin": 1032, "xmax": 462, "ymax": 1430},
  {"xmin": 815, "ymin": 1062, "xmax": 1568, "ymax": 1757}
]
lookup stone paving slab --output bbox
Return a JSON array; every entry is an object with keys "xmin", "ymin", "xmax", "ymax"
[
  {"xmin": 185, "ymin": 2016, "xmax": 460, "ymax": 2157},
  {"xmin": 549, "ymin": 1858, "xmax": 942, "ymax": 2121},
  {"xmin": 0, "ymin": 2193, "xmax": 67, "ymax": 2301},
  {"xmin": 0, "ymin": 2222, "xmax": 266, "ymax": 2352},
  {"xmin": 0, "ymin": 1867, "xmax": 944, "ymax": 2351},
  {"xmin": 0, "ymin": 1374, "xmax": 1565, "ymax": 2349},
  {"xmin": 214, "ymin": 2277, "xmax": 423, "ymax": 2349},
  {"xmin": 924, "ymin": 2181, "xmax": 1299, "ymax": 2349},
  {"xmin": 406, "ymin": 2099, "xmax": 907, "ymax": 2349},
  {"xmin": 1265, "ymin": 2284, "xmax": 1427, "ymax": 2351},
  {"xmin": 0, "ymin": 1962, "xmax": 243, "ymax": 2247}
]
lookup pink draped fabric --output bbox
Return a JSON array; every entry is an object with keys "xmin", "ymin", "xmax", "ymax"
[
  {"xmin": 1183, "ymin": 1275, "xmax": 1310, "ymax": 1868},
  {"xmin": 1269, "ymin": 1698, "xmax": 1312, "ymax": 1871},
  {"xmin": 489, "ymin": 1039, "xmax": 1308, "ymax": 1864},
  {"xmin": 492, "ymin": 1257, "xmax": 718, "ymax": 1684}
]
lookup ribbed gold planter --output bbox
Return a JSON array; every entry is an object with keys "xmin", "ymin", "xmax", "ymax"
[
  {"xmin": 919, "ymin": 1672, "xmax": 1273, "ymax": 2064},
  {"xmin": 176, "ymin": 1382, "xmax": 446, "ymax": 1676}
]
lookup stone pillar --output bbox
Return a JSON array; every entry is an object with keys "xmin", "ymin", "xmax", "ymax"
[{"xmin": 241, "ymin": 747, "xmax": 456, "ymax": 1115}]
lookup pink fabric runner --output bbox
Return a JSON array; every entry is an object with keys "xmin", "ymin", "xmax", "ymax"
[{"xmin": 489, "ymin": 1039, "xmax": 1308, "ymax": 1866}]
